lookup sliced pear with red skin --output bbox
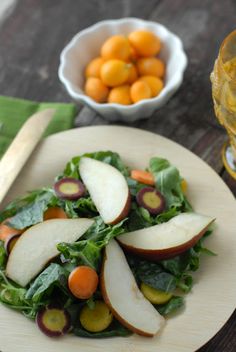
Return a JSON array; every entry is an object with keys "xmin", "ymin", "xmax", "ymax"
[
  {"xmin": 79, "ymin": 157, "xmax": 131, "ymax": 224},
  {"xmin": 6, "ymin": 218, "xmax": 94, "ymax": 287},
  {"xmin": 101, "ymin": 239, "xmax": 165, "ymax": 337},
  {"xmin": 118, "ymin": 213, "xmax": 215, "ymax": 260}
]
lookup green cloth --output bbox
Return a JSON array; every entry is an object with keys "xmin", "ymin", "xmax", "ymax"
[{"xmin": 0, "ymin": 96, "xmax": 77, "ymax": 158}]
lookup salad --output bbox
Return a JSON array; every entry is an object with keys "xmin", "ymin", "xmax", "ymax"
[{"xmin": 0, "ymin": 151, "xmax": 215, "ymax": 338}]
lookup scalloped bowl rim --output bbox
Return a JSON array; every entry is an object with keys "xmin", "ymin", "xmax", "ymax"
[{"xmin": 59, "ymin": 17, "xmax": 187, "ymax": 111}]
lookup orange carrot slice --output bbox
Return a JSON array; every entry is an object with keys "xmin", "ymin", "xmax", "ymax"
[
  {"xmin": 43, "ymin": 207, "xmax": 68, "ymax": 221},
  {"xmin": 68, "ymin": 266, "xmax": 98, "ymax": 299},
  {"xmin": 0, "ymin": 219, "xmax": 24, "ymax": 242},
  {"xmin": 130, "ymin": 170, "xmax": 155, "ymax": 186}
]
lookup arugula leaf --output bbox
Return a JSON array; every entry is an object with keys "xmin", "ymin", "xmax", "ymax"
[
  {"xmin": 25, "ymin": 263, "xmax": 70, "ymax": 303},
  {"xmin": 177, "ymin": 274, "xmax": 193, "ymax": 293},
  {"xmin": 0, "ymin": 241, "xmax": 7, "ymax": 270},
  {"xmin": 155, "ymin": 206, "xmax": 181, "ymax": 223},
  {"xmin": 0, "ymin": 283, "xmax": 28, "ymax": 307},
  {"xmin": 193, "ymin": 231, "xmax": 217, "ymax": 257},
  {"xmin": 126, "ymin": 202, "xmax": 183, "ymax": 233},
  {"xmin": 155, "ymin": 296, "xmax": 184, "ymax": 315},
  {"xmin": 149, "ymin": 157, "xmax": 192, "ymax": 211},
  {"xmin": 58, "ymin": 240, "xmax": 102, "ymax": 271},
  {"xmin": 64, "ymin": 197, "xmax": 97, "ymax": 218},
  {"xmin": 0, "ymin": 269, "xmax": 41, "ymax": 318},
  {"xmin": 63, "ymin": 151, "xmax": 129, "ymax": 179},
  {"xmin": 82, "ymin": 216, "xmax": 126, "ymax": 242}
]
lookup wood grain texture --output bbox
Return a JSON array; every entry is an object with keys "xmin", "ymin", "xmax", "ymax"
[
  {"xmin": 1, "ymin": 126, "xmax": 236, "ymax": 352},
  {"xmin": 0, "ymin": 0, "xmax": 235, "ymax": 350}
]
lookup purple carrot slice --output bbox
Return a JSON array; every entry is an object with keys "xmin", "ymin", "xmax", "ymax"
[
  {"xmin": 36, "ymin": 306, "xmax": 71, "ymax": 337},
  {"xmin": 54, "ymin": 177, "xmax": 85, "ymax": 200},
  {"xmin": 136, "ymin": 187, "xmax": 165, "ymax": 215},
  {"xmin": 4, "ymin": 234, "xmax": 21, "ymax": 255}
]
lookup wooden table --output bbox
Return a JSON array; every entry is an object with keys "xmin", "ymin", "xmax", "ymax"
[{"xmin": 0, "ymin": 0, "xmax": 235, "ymax": 351}]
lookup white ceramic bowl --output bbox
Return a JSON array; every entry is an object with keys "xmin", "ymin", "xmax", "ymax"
[{"xmin": 59, "ymin": 18, "xmax": 187, "ymax": 122}]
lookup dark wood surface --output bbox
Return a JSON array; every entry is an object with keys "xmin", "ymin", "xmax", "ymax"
[{"xmin": 0, "ymin": 0, "xmax": 236, "ymax": 350}]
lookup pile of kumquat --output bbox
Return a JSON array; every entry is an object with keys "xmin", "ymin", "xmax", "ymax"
[{"xmin": 84, "ymin": 30, "xmax": 165, "ymax": 104}]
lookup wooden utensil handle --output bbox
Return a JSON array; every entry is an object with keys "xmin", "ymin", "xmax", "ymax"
[{"xmin": 0, "ymin": 108, "xmax": 55, "ymax": 204}]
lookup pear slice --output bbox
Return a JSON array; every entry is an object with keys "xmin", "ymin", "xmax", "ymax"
[
  {"xmin": 6, "ymin": 218, "xmax": 94, "ymax": 287},
  {"xmin": 118, "ymin": 212, "xmax": 215, "ymax": 260},
  {"xmin": 79, "ymin": 157, "xmax": 130, "ymax": 224},
  {"xmin": 101, "ymin": 239, "xmax": 165, "ymax": 337}
]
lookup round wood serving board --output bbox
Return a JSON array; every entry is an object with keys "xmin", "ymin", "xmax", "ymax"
[{"xmin": 1, "ymin": 126, "xmax": 236, "ymax": 352}]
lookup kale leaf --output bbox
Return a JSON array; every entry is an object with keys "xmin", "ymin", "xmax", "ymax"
[{"xmin": 25, "ymin": 263, "xmax": 70, "ymax": 303}]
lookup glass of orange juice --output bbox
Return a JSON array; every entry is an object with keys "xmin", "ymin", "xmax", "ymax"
[{"xmin": 211, "ymin": 30, "xmax": 236, "ymax": 179}]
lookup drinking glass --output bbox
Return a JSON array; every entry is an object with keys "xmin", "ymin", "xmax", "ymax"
[{"xmin": 211, "ymin": 30, "xmax": 236, "ymax": 179}]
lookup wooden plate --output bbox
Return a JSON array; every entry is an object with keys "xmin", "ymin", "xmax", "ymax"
[{"xmin": 1, "ymin": 126, "xmax": 236, "ymax": 352}]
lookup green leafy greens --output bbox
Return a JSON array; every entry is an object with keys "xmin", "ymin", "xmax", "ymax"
[
  {"xmin": 149, "ymin": 157, "xmax": 192, "ymax": 211},
  {"xmin": 58, "ymin": 216, "xmax": 126, "ymax": 271},
  {"xmin": 63, "ymin": 151, "xmax": 129, "ymax": 179},
  {"xmin": 0, "ymin": 150, "xmax": 215, "ymax": 339},
  {"xmin": 25, "ymin": 263, "xmax": 70, "ymax": 303}
]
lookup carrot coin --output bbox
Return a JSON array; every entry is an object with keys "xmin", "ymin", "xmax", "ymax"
[
  {"xmin": 100, "ymin": 59, "xmax": 130, "ymax": 87},
  {"xmin": 68, "ymin": 266, "xmax": 99, "ymax": 299},
  {"xmin": 43, "ymin": 207, "xmax": 68, "ymax": 220},
  {"xmin": 108, "ymin": 84, "xmax": 132, "ymax": 105},
  {"xmin": 140, "ymin": 75, "xmax": 164, "ymax": 97},
  {"xmin": 128, "ymin": 30, "xmax": 161, "ymax": 57},
  {"xmin": 80, "ymin": 301, "xmax": 113, "ymax": 332},
  {"xmin": 84, "ymin": 77, "xmax": 109, "ymax": 103},
  {"xmin": 101, "ymin": 35, "xmax": 131, "ymax": 61},
  {"xmin": 130, "ymin": 80, "xmax": 152, "ymax": 103},
  {"xmin": 130, "ymin": 170, "xmax": 155, "ymax": 185},
  {"xmin": 85, "ymin": 57, "xmax": 105, "ymax": 78},
  {"xmin": 137, "ymin": 57, "xmax": 165, "ymax": 78}
]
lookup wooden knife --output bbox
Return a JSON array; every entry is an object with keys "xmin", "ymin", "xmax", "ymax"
[{"xmin": 0, "ymin": 108, "xmax": 55, "ymax": 203}]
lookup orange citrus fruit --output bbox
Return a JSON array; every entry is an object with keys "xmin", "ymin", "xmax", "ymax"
[
  {"xmin": 127, "ymin": 63, "xmax": 138, "ymax": 84},
  {"xmin": 108, "ymin": 84, "xmax": 132, "ymax": 105},
  {"xmin": 129, "ymin": 46, "xmax": 139, "ymax": 62},
  {"xmin": 101, "ymin": 35, "xmax": 131, "ymax": 61},
  {"xmin": 100, "ymin": 59, "xmax": 130, "ymax": 87},
  {"xmin": 84, "ymin": 77, "xmax": 109, "ymax": 103},
  {"xmin": 140, "ymin": 75, "xmax": 163, "ymax": 97},
  {"xmin": 130, "ymin": 80, "xmax": 152, "ymax": 103},
  {"xmin": 85, "ymin": 57, "xmax": 105, "ymax": 78},
  {"xmin": 128, "ymin": 30, "xmax": 161, "ymax": 57},
  {"xmin": 136, "ymin": 57, "xmax": 165, "ymax": 78}
]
